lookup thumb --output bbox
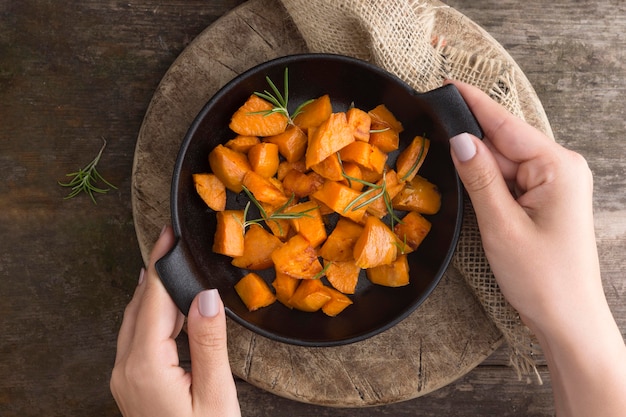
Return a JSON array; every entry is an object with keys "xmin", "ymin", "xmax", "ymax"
[
  {"xmin": 449, "ymin": 132, "xmax": 525, "ymax": 236},
  {"xmin": 186, "ymin": 289, "xmax": 240, "ymax": 414}
]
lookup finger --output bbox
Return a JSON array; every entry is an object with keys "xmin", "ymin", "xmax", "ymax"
[
  {"xmin": 187, "ymin": 289, "xmax": 240, "ymax": 415},
  {"xmin": 114, "ymin": 267, "xmax": 148, "ymax": 364}
]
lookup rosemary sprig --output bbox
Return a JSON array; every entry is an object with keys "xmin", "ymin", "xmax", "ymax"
[
  {"xmin": 253, "ymin": 68, "xmax": 314, "ymax": 125},
  {"xmin": 58, "ymin": 137, "xmax": 117, "ymax": 204},
  {"xmin": 312, "ymin": 261, "xmax": 332, "ymax": 280}
]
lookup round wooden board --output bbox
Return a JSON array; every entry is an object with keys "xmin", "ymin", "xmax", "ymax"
[{"xmin": 132, "ymin": 0, "xmax": 550, "ymax": 407}]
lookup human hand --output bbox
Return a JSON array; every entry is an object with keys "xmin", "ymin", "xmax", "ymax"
[{"xmin": 110, "ymin": 225, "xmax": 241, "ymax": 417}]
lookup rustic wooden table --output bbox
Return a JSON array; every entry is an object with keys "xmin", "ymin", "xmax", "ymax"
[{"xmin": 1, "ymin": 1, "xmax": 624, "ymax": 416}]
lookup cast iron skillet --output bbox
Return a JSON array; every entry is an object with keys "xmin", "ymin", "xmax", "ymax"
[{"xmin": 156, "ymin": 53, "xmax": 482, "ymax": 347}]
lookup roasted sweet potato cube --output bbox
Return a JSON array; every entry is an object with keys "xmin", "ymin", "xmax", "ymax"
[
  {"xmin": 311, "ymin": 153, "xmax": 344, "ymax": 181},
  {"xmin": 193, "ymin": 173, "xmax": 226, "ymax": 211},
  {"xmin": 339, "ymin": 141, "xmax": 387, "ymax": 174},
  {"xmin": 353, "ymin": 216, "xmax": 398, "ymax": 268},
  {"xmin": 321, "ymin": 285, "xmax": 354, "ymax": 316},
  {"xmin": 293, "ymin": 94, "xmax": 333, "ymax": 131},
  {"xmin": 339, "ymin": 162, "xmax": 364, "ymax": 191},
  {"xmin": 229, "ymin": 94, "xmax": 288, "ymax": 137},
  {"xmin": 394, "ymin": 211, "xmax": 432, "ymax": 252},
  {"xmin": 208, "ymin": 144, "xmax": 251, "ymax": 193},
  {"xmin": 396, "ymin": 136, "xmax": 430, "ymax": 182},
  {"xmin": 213, "ymin": 210, "xmax": 245, "ymax": 257},
  {"xmin": 235, "ymin": 272, "xmax": 276, "ymax": 311},
  {"xmin": 365, "ymin": 170, "xmax": 405, "ymax": 218},
  {"xmin": 305, "ymin": 112, "xmax": 355, "ymax": 169},
  {"xmin": 265, "ymin": 125, "xmax": 308, "ymax": 162},
  {"xmin": 369, "ymin": 122, "xmax": 400, "ymax": 153},
  {"xmin": 276, "ymin": 158, "xmax": 306, "ymax": 181},
  {"xmin": 260, "ymin": 201, "xmax": 292, "ymax": 240},
  {"xmin": 231, "ymin": 224, "xmax": 284, "ymax": 270},
  {"xmin": 346, "ymin": 107, "xmax": 371, "ymax": 142},
  {"xmin": 272, "ymin": 271, "xmax": 300, "ymax": 308},
  {"xmin": 368, "ymin": 104, "xmax": 403, "ymax": 133},
  {"xmin": 248, "ymin": 142, "xmax": 279, "ymax": 178},
  {"xmin": 271, "ymin": 234, "xmax": 323, "ymax": 279},
  {"xmin": 324, "ymin": 260, "xmax": 360, "ymax": 294},
  {"xmin": 392, "ymin": 175, "xmax": 441, "ymax": 214},
  {"xmin": 242, "ymin": 170, "xmax": 289, "ymax": 206},
  {"xmin": 285, "ymin": 201, "xmax": 327, "ymax": 248},
  {"xmin": 224, "ymin": 135, "xmax": 260, "ymax": 153},
  {"xmin": 288, "ymin": 279, "xmax": 331, "ymax": 312},
  {"xmin": 318, "ymin": 218, "xmax": 363, "ymax": 262},
  {"xmin": 281, "ymin": 169, "xmax": 325, "ymax": 198},
  {"xmin": 366, "ymin": 254, "xmax": 410, "ymax": 287},
  {"xmin": 311, "ymin": 180, "xmax": 368, "ymax": 223}
]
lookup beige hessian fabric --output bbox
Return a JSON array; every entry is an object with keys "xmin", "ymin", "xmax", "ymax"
[{"xmin": 280, "ymin": 0, "xmax": 542, "ymax": 383}]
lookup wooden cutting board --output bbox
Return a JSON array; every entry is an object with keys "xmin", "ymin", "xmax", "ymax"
[{"xmin": 132, "ymin": 0, "xmax": 549, "ymax": 407}]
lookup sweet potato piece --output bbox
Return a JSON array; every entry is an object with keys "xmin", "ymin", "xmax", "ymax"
[
  {"xmin": 369, "ymin": 122, "xmax": 400, "ymax": 153},
  {"xmin": 339, "ymin": 141, "xmax": 387, "ymax": 174},
  {"xmin": 242, "ymin": 170, "xmax": 289, "ymax": 206},
  {"xmin": 365, "ymin": 170, "xmax": 406, "ymax": 218},
  {"xmin": 208, "ymin": 144, "xmax": 252, "ymax": 193},
  {"xmin": 293, "ymin": 94, "xmax": 332, "ymax": 131},
  {"xmin": 285, "ymin": 201, "xmax": 327, "ymax": 248},
  {"xmin": 396, "ymin": 136, "xmax": 430, "ymax": 182},
  {"xmin": 339, "ymin": 162, "xmax": 364, "ymax": 191},
  {"xmin": 193, "ymin": 173, "xmax": 226, "ymax": 211},
  {"xmin": 393, "ymin": 211, "xmax": 432, "ymax": 252},
  {"xmin": 271, "ymin": 234, "xmax": 323, "ymax": 279},
  {"xmin": 265, "ymin": 125, "xmax": 308, "ymax": 162},
  {"xmin": 318, "ymin": 218, "xmax": 363, "ymax": 262},
  {"xmin": 311, "ymin": 180, "xmax": 368, "ymax": 223},
  {"xmin": 366, "ymin": 255, "xmax": 409, "ymax": 287},
  {"xmin": 282, "ymin": 169, "xmax": 324, "ymax": 198},
  {"xmin": 213, "ymin": 210, "xmax": 245, "ymax": 257},
  {"xmin": 305, "ymin": 112, "xmax": 355, "ymax": 169},
  {"xmin": 324, "ymin": 260, "xmax": 360, "ymax": 294},
  {"xmin": 392, "ymin": 175, "xmax": 441, "ymax": 214},
  {"xmin": 276, "ymin": 158, "xmax": 306, "ymax": 181},
  {"xmin": 248, "ymin": 142, "xmax": 279, "ymax": 178},
  {"xmin": 321, "ymin": 285, "xmax": 354, "ymax": 316},
  {"xmin": 235, "ymin": 272, "xmax": 276, "ymax": 311},
  {"xmin": 353, "ymin": 216, "xmax": 398, "ymax": 268},
  {"xmin": 224, "ymin": 135, "xmax": 260, "ymax": 153},
  {"xmin": 260, "ymin": 201, "xmax": 292, "ymax": 240},
  {"xmin": 231, "ymin": 224, "xmax": 284, "ymax": 270},
  {"xmin": 229, "ymin": 94, "xmax": 288, "ymax": 137},
  {"xmin": 346, "ymin": 107, "xmax": 371, "ymax": 142},
  {"xmin": 288, "ymin": 278, "xmax": 331, "ymax": 312},
  {"xmin": 368, "ymin": 104, "xmax": 404, "ymax": 133},
  {"xmin": 272, "ymin": 271, "xmax": 300, "ymax": 308},
  {"xmin": 311, "ymin": 153, "xmax": 344, "ymax": 181}
]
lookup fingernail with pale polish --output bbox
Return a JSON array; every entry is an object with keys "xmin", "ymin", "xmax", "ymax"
[
  {"xmin": 138, "ymin": 267, "xmax": 145, "ymax": 285},
  {"xmin": 450, "ymin": 133, "xmax": 477, "ymax": 162},
  {"xmin": 198, "ymin": 289, "xmax": 220, "ymax": 318}
]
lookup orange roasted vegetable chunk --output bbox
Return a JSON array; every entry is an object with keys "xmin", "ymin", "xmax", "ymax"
[
  {"xmin": 353, "ymin": 216, "xmax": 398, "ymax": 268},
  {"xmin": 392, "ymin": 175, "xmax": 441, "ymax": 214},
  {"xmin": 293, "ymin": 94, "xmax": 333, "ymax": 131},
  {"xmin": 369, "ymin": 122, "xmax": 400, "ymax": 153},
  {"xmin": 265, "ymin": 125, "xmax": 308, "ymax": 162},
  {"xmin": 368, "ymin": 104, "xmax": 404, "ymax": 133},
  {"xmin": 288, "ymin": 279, "xmax": 331, "ymax": 312},
  {"xmin": 324, "ymin": 260, "xmax": 360, "ymax": 294},
  {"xmin": 224, "ymin": 135, "xmax": 260, "ymax": 153},
  {"xmin": 272, "ymin": 271, "xmax": 300, "ymax": 308},
  {"xmin": 242, "ymin": 170, "xmax": 289, "ymax": 206},
  {"xmin": 229, "ymin": 94, "xmax": 288, "ymax": 137},
  {"xmin": 311, "ymin": 180, "xmax": 368, "ymax": 223},
  {"xmin": 366, "ymin": 254, "xmax": 409, "ymax": 287},
  {"xmin": 318, "ymin": 218, "xmax": 363, "ymax": 262},
  {"xmin": 213, "ymin": 210, "xmax": 245, "ymax": 257},
  {"xmin": 396, "ymin": 136, "xmax": 430, "ymax": 182},
  {"xmin": 305, "ymin": 112, "xmax": 355, "ymax": 169},
  {"xmin": 281, "ymin": 169, "xmax": 324, "ymax": 198},
  {"xmin": 285, "ymin": 201, "xmax": 327, "ymax": 248},
  {"xmin": 321, "ymin": 286, "xmax": 353, "ymax": 316},
  {"xmin": 235, "ymin": 272, "xmax": 276, "ymax": 311},
  {"xmin": 394, "ymin": 211, "xmax": 432, "ymax": 253},
  {"xmin": 346, "ymin": 107, "xmax": 371, "ymax": 142},
  {"xmin": 271, "ymin": 234, "xmax": 323, "ymax": 279},
  {"xmin": 365, "ymin": 170, "xmax": 405, "ymax": 218},
  {"xmin": 339, "ymin": 141, "xmax": 387, "ymax": 174},
  {"xmin": 311, "ymin": 152, "xmax": 344, "ymax": 181},
  {"xmin": 193, "ymin": 173, "xmax": 226, "ymax": 211},
  {"xmin": 339, "ymin": 162, "xmax": 364, "ymax": 191},
  {"xmin": 208, "ymin": 144, "xmax": 252, "ymax": 193},
  {"xmin": 248, "ymin": 142, "xmax": 279, "ymax": 178},
  {"xmin": 231, "ymin": 224, "xmax": 284, "ymax": 270}
]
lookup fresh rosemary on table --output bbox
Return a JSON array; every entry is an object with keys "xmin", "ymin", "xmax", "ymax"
[
  {"xmin": 253, "ymin": 68, "xmax": 314, "ymax": 125},
  {"xmin": 58, "ymin": 137, "xmax": 117, "ymax": 204}
]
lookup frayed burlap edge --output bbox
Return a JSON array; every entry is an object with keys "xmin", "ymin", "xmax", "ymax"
[{"xmin": 280, "ymin": 0, "xmax": 542, "ymax": 383}]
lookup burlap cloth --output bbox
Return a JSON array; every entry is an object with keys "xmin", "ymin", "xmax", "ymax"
[{"xmin": 280, "ymin": 0, "xmax": 544, "ymax": 383}]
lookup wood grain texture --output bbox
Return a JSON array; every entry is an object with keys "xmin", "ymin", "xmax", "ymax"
[{"xmin": 1, "ymin": 0, "xmax": 624, "ymax": 416}]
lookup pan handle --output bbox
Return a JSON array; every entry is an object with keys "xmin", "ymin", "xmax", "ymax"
[
  {"xmin": 417, "ymin": 84, "xmax": 483, "ymax": 140},
  {"xmin": 155, "ymin": 238, "xmax": 205, "ymax": 315}
]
